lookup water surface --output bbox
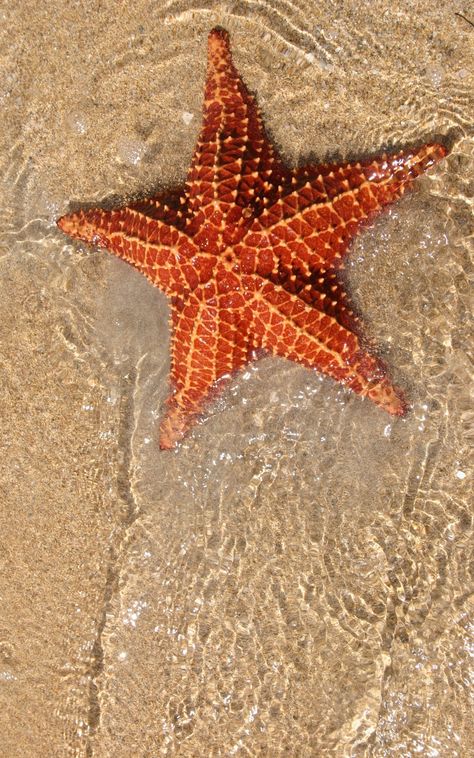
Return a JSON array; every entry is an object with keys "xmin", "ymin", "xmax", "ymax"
[{"xmin": 0, "ymin": 2, "xmax": 472, "ymax": 756}]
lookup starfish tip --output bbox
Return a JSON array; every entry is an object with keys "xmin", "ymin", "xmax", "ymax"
[
  {"xmin": 208, "ymin": 26, "xmax": 231, "ymax": 53},
  {"xmin": 57, "ymin": 209, "xmax": 104, "ymax": 247},
  {"xmin": 426, "ymin": 141, "xmax": 449, "ymax": 166},
  {"xmin": 387, "ymin": 388, "xmax": 409, "ymax": 418},
  {"xmin": 394, "ymin": 394, "xmax": 409, "ymax": 417},
  {"xmin": 365, "ymin": 378, "xmax": 408, "ymax": 418},
  {"xmin": 56, "ymin": 214, "xmax": 68, "ymax": 233},
  {"xmin": 158, "ymin": 438, "xmax": 174, "ymax": 451},
  {"xmin": 159, "ymin": 409, "xmax": 189, "ymax": 450}
]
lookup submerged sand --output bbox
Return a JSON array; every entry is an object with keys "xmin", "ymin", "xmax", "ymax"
[{"xmin": 0, "ymin": 1, "xmax": 472, "ymax": 756}]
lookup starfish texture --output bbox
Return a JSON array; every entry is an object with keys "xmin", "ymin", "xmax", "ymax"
[{"xmin": 58, "ymin": 28, "xmax": 447, "ymax": 449}]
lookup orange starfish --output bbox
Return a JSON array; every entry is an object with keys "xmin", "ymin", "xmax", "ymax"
[{"xmin": 57, "ymin": 28, "xmax": 447, "ymax": 449}]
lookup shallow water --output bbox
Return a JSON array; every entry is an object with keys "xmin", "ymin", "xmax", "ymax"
[{"xmin": 0, "ymin": 2, "xmax": 472, "ymax": 756}]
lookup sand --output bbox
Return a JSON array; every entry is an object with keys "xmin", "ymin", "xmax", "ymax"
[{"xmin": 0, "ymin": 1, "xmax": 472, "ymax": 755}]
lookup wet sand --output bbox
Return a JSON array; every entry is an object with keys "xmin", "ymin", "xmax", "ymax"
[{"xmin": 0, "ymin": 2, "xmax": 472, "ymax": 756}]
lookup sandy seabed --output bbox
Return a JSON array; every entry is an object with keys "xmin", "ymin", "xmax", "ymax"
[{"xmin": 0, "ymin": 1, "xmax": 472, "ymax": 756}]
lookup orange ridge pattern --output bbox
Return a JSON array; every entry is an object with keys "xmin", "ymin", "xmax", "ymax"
[{"xmin": 57, "ymin": 28, "xmax": 447, "ymax": 449}]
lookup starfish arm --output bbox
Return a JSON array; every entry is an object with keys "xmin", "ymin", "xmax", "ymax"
[
  {"xmin": 185, "ymin": 28, "xmax": 289, "ymax": 241},
  {"xmin": 127, "ymin": 188, "xmax": 188, "ymax": 230},
  {"xmin": 57, "ymin": 205, "xmax": 209, "ymax": 297},
  {"xmin": 159, "ymin": 287, "xmax": 250, "ymax": 449},
  {"xmin": 244, "ymin": 275, "xmax": 405, "ymax": 415},
  {"xmin": 244, "ymin": 143, "xmax": 447, "ymax": 270}
]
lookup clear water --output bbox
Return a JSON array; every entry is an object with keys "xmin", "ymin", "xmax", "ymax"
[{"xmin": 0, "ymin": 2, "xmax": 472, "ymax": 756}]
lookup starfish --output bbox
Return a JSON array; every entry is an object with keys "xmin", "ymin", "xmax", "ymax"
[{"xmin": 57, "ymin": 28, "xmax": 447, "ymax": 449}]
